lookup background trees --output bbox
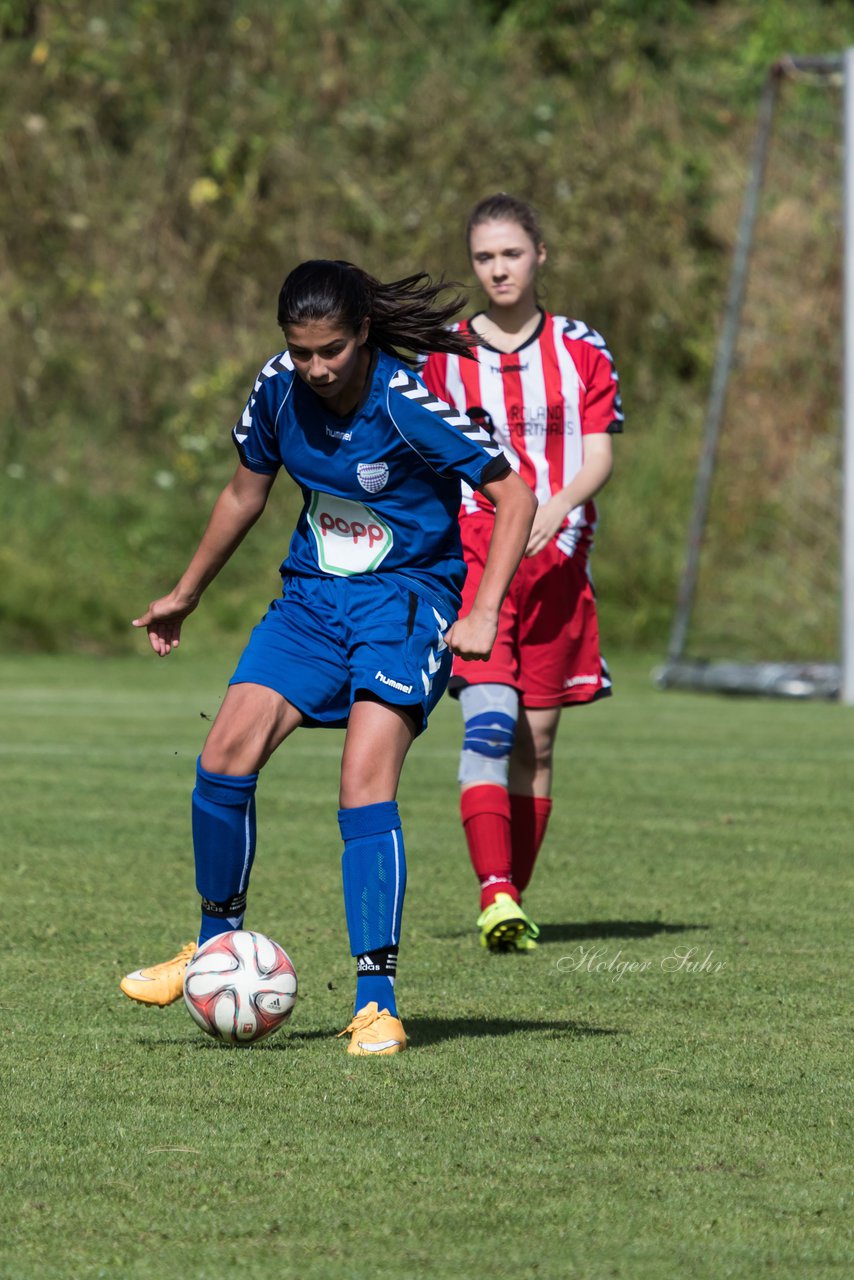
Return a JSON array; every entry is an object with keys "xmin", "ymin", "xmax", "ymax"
[{"xmin": 1, "ymin": 0, "xmax": 847, "ymax": 651}]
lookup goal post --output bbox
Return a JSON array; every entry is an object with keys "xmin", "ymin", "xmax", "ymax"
[
  {"xmin": 656, "ymin": 52, "xmax": 852, "ymax": 702},
  {"xmin": 843, "ymin": 47, "xmax": 854, "ymax": 702}
]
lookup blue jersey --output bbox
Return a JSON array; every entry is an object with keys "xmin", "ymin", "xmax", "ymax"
[{"xmin": 232, "ymin": 348, "xmax": 509, "ymax": 614}]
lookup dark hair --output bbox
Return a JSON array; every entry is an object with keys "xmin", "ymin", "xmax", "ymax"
[
  {"xmin": 277, "ymin": 259, "xmax": 475, "ymax": 361},
  {"xmin": 466, "ymin": 193, "xmax": 545, "ymax": 252}
]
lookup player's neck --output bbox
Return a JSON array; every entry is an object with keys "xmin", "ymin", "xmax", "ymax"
[{"xmin": 473, "ymin": 304, "xmax": 542, "ymax": 353}]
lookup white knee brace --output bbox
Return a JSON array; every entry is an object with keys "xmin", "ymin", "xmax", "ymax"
[{"xmin": 457, "ymin": 683, "xmax": 520, "ymax": 786}]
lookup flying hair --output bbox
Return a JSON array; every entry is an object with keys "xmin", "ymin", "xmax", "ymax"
[{"xmin": 277, "ymin": 259, "xmax": 476, "ymax": 361}]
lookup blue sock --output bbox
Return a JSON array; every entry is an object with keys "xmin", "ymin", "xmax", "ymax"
[
  {"xmin": 192, "ymin": 758, "xmax": 258, "ymax": 947},
  {"xmin": 356, "ymin": 970, "xmax": 398, "ymax": 1012},
  {"xmin": 339, "ymin": 801, "xmax": 406, "ymax": 1017},
  {"xmin": 355, "ymin": 947, "xmax": 399, "ymax": 1017}
]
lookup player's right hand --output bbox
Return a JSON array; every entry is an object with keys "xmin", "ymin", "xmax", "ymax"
[{"xmin": 132, "ymin": 591, "xmax": 198, "ymax": 656}]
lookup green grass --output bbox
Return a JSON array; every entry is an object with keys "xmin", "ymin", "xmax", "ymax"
[{"xmin": 0, "ymin": 651, "xmax": 851, "ymax": 1279}]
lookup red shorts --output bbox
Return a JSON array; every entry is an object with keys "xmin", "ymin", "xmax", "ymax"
[{"xmin": 451, "ymin": 513, "xmax": 611, "ymax": 708}]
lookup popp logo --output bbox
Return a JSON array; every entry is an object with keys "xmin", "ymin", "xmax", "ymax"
[
  {"xmin": 308, "ymin": 491, "xmax": 393, "ymax": 576},
  {"xmin": 318, "ymin": 511, "xmax": 385, "ymax": 548}
]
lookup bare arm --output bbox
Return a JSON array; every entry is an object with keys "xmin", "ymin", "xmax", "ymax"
[
  {"xmin": 444, "ymin": 467, "xmax": 537, "ymax": 661},
  {"xmin": 526, "ymin": 432, "xmax": 613, "ymax": 556},
  {"xmin": 133, "ymin": 463, "xmax": 277, "ymax": 656}
]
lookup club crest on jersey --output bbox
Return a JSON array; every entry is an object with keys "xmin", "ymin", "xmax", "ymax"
[
  {"xmin": 356, "ymin": 461, "xmax": 389, "ymax": 493},
  {"xmin": 307, "ymin": 491, "xmax": 393, "ymax": 576},
  {"xmin": 466, "ymin": 406, "xmax": 496, "ymax": 437}
]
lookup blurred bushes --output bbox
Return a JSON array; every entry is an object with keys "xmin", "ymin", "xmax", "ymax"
[{"xmin": 0, "ymin": 0, "xmax": 848, "ymax": 652}]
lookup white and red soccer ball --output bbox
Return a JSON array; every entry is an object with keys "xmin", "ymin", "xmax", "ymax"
[{"xmin": 183, "ymin": 930, "xmax": 297, "ymax": 1045}]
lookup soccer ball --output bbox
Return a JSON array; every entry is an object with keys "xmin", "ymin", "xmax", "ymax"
[{"xmin": 183, "ymin": 930, "xmax": 297, "ymax": 1045}]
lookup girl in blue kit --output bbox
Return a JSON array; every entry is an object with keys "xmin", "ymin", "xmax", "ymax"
[{"xmin": 120, "ymin": 259, "xmax": 536, "ymax": 1054}]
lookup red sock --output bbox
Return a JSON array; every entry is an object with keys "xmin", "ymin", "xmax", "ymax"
[
  {"xmin": 510, "ymin": 794, "xmax": 553, "ymax": 894},
  {"xmin": 460, "ymin": 785, "xmax": 518, "ymax": 910}
]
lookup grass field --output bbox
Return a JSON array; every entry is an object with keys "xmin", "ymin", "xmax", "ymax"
[{"xmin": 0, "ymin": 650, "xmax": 851, "ymax": 1279}]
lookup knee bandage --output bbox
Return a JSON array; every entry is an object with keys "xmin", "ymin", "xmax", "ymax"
[{"xmin": 458, "ymin": 683, "xmax": 519, "ymax": 787}]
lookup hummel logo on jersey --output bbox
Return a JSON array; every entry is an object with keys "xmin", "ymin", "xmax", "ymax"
[
  {"xmin": 326, "ymin": 425, "xmax": 352, "ymax": 441},
  {"xmin": 490, "ymin": 362, "xmax": 528, "ymax": 374},
  {"xmin": 376, "ymin": 670, "xmax": 413, "ymax": 694}
]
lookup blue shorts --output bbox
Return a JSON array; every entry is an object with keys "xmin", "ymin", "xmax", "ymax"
[{"xmin": 229, "ymin": 574, "xmax": 455, "ymax": 733}]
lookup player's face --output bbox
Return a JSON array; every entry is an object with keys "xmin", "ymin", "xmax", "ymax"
[
  {"xmin": 284, "ymin": 316, "xmax": 371, "ymax": 415},
  {"xmin": 469, "ymin": 219, "xmax": 546, "ymax": 311}
]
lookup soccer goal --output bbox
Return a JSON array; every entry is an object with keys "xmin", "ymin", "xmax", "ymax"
[{"xmin": 656, "ymin": 51, "xmax": 854, "ymax": 702}]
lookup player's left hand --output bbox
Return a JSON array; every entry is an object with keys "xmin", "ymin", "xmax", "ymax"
[
  {"xmin": 444, "ymin": 608, "xmax": 499, "ymax": 661},
  {"xmin": 525, "ymin": 496, "xmax": 568, "ymax": 556}
]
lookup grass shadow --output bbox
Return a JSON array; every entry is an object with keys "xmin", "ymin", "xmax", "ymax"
[
  {"xmin": 538, "ymin": 919, "xmax": 710, "ymax": 944},
  {"xmin": 140, "ymin": 1015, "xmax": 621, "ymax": 1051},
  {"xmin": 440, "ymin": 918, "xmax": 709, "ymax": 944},
  {"xmin": 398, "ymin": 1015, "xmax": 620, "ymax": 1048},
  {"xmin": 284, "ymin": 1015, "xmax": 620, "ymax": 1048}
]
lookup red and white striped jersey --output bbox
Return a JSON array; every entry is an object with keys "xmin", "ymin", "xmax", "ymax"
[{"xmin": 421, "ymin": 311, "xmax": 623, "ymax": 556}]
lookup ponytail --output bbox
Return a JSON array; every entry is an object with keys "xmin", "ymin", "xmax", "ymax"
[{"xmin": 277, "ymin": 260, "xmax": 475, "ymax": 361}]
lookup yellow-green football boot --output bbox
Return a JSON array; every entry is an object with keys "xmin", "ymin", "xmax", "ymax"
[{"xmin": 477, "ymin": 892, "xmax": 540, "ymax": 951}]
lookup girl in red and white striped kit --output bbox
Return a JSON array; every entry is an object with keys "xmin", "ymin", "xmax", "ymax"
[{"xmin": 421, "ymin": 193, "xmax": 624, "ymax": 951}]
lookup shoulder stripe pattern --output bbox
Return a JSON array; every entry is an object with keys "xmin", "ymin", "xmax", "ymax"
[
  {"xmin": 562, "ymin": 319, "xmax": 614, "ymax": 361},
  {"xmin": 562, "ymin": 320, "xmax": 625, "ymax": 428},
  {"xmin": 233, "ymin": 350, "xmax": 294, "ymax": 445},
  {"xmin": 388, "ymin": 368, "xmax": 502, "ymax": 457}
]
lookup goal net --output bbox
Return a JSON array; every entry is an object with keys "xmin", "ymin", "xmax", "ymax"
[{"xmin": 656, "ymin": 55, "xmax": 846, "ymax": 700}]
